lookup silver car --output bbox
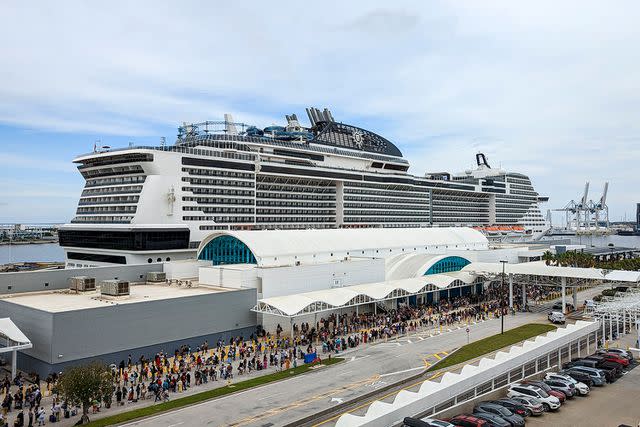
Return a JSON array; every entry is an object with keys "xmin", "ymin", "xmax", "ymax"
[{"xmin": 508, "ymin": 396, "xmax": 545, "ymax": 416}]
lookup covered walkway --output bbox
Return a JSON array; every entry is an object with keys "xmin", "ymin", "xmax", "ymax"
[
  {"xmin": 0, "ymin": 318, "xmax": 32, "ymax": 378},
  {"xmin": 252, "ymin": 272, "xmax": 484, "ymax": 335},
  {"xmin": 463, "ymin": 261, "xmax": 640, "ymax": 314}
]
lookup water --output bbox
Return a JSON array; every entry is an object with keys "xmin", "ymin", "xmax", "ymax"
[{"xmin": 0, "ymin": 243, "xmax": 65, "ymax": 264}]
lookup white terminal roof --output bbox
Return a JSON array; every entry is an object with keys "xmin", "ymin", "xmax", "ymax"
[
  {"xmin": 0, "ymin": 284, "xmax": 228, "ymax": 313},
  {"xmin": 253, "ymin": 271, "xmax": 479, "ymax": 317},
  {"xmin": 198, "ymin": 227, "xmax": 487, "ymax": 267},
  {"xmin": 463, "ymin": 261, "xmax": 640, "ymax": 282}
]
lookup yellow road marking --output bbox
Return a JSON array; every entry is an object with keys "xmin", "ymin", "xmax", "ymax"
[
  {"xmin": 441, "ymin": 351, "xmax": 449, "ymax": 356},
  {"xmin": 224, "ymin": 374, "xmax": 380, "ymax": 427},
  {"xmin": 433, "ymin": 353, "xmax": 442, "ymax": 360}
]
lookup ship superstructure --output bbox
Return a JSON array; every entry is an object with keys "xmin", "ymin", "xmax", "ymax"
[{"xmin": 59, "ymin": 108, "xmax": 548, "ymax": 266}]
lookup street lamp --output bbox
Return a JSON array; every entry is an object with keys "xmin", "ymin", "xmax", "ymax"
[{"xmin": 500, "ymin": 260, "xmax": 508, "ymax": 334}]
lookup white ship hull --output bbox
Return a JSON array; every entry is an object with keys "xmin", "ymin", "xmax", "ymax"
[{"xmin": 59, "ymin": 109, "xmax": 550, "ymax": 266}]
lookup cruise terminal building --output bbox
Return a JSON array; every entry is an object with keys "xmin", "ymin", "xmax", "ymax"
[{"xmin": 0, "ymin": 227, "xmax": 533, "ymax": 375}]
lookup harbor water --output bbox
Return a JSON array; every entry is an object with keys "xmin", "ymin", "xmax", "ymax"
[{"xmin": 0, "ymin": 243, "xmax": 65, "ymax": 264}]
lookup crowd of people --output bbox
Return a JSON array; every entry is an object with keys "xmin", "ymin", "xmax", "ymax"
[{"xmin": 0, "ymin": 281, "xmax": 565, "ymax": 426}]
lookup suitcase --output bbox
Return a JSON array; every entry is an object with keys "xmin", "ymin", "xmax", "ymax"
[
  {"xmin": 49, "ymin": 414, "xmax": 56, "ymax": 423},
  {"xmin": 64, "ymin": 410, "xmax": 70, "ymax": 419}
]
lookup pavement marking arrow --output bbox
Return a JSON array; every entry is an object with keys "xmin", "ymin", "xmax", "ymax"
[{"xmin": 331, "ymin": 397, "xmax": 344, "ymax": 404}]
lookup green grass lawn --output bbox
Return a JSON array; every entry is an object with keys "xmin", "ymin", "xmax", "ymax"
[
  {"xmin": 86, "ymin": 357, "xmax": 343, "ymax": 427},
  {"xmin": 428, "ymin": 323, "xmax": 556, "ymax": 372}
]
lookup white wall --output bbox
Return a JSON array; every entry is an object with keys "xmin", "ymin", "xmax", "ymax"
[
  {"xmin": 448, "ymin": 248, "xmax": 522, "ymax": 264},
  {"xmin": 259, "ymin": 258, "xmax": 385, "ymax": 298},
  {"xmin": 199, "ymin": 265, "xmax": 259, "ymax": 290},
  {"xmin": 163, "ymin": 260, "xmax": 209, "ymax": 279}
]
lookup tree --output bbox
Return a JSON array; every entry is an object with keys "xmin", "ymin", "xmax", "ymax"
[{"xmin": 57, "ymin": 362, "xmax": 113, "ymax": 424}]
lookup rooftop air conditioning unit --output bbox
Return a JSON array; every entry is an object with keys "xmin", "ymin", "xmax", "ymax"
[
  {"xmin": 68, "ymin": 276, "xmax": 96, "ymax": 292},
  {"xmin": 146, "ymin": 271, "xmax": 166, "ymax": 282},
  {"xmin": 100, "ymin": 280, "xmax": 130, "ymax": 296}
]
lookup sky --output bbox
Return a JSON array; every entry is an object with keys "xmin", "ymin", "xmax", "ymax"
[{"xmin": 1, "ymin": 1, "xmax": 639, "ymax": 224}]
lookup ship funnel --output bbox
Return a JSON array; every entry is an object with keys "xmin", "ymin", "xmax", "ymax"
[
  {"xmin": 306, "ymin": 108, "xmax": 316, "ymax": 126},
  {"xmin": 476, "ymin": 153, "xmax": 491, "ymax": 168}
]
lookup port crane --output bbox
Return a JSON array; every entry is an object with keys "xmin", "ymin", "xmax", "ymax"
[{"xmin": 552, "ymin": 182, "xmax": 610, "ymax": 234}]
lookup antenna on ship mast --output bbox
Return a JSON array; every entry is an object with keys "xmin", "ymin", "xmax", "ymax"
[{"xmin": 160, "ymin": 137, "xmax": 166, "ymax": 148}]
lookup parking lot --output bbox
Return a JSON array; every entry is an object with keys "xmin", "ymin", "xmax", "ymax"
[{"xmin": 524, "ymin": 363, "xmax": 640, "ymax": 427}]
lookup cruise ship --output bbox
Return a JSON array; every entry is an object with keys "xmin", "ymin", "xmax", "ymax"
[{"xmin": 59, "ymin": 107, "xmax": 549, "ymax": 267}]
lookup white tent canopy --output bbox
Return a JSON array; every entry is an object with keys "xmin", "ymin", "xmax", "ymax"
[
  {"xmin": 252, "ymin": 272, "xmax": 480, "ymax": 317},
  {"xmin": 0, "ymin": 318, "xmax": 30, "ymax": 345},
  {"xmin": 0, "ymin": 318, "xmax": 32, "ymax": 379},
  {"xmin": 463, "ymin": 261, "xmax": 640, "ymax": 283}
]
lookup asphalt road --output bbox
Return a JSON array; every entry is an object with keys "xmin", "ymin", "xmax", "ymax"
[{"xmin": 122, "ymin": 312, "xmax": 547, "ymax": 427}]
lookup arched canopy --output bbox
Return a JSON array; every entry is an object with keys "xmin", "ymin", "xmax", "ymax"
[
  {"xmin": 252, "ymin": 272, "xmax": 482, "ymax": 317},
  {"xmin": 198, "ymin": 227, "xmax": 487, "ymax": 267},
  {"xmin": 425, "ymin": 256, "xmax": 471, "ymax": 275}
]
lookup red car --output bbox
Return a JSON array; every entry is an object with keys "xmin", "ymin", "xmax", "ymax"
[
  {"xmin": 600, "ymin": 353, "xmax": 630, "ymax": 366},
  {"xmin": 448, "ymin": 414, "xmax": 489, "ymax": 427}
]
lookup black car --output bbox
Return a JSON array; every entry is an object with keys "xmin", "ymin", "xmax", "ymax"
[
  {"xmin": 474, "ymin": 402, "xmax": 525, "ymax": 427},
  {"xmin": 563, "ymin": 359, "xmax": 617, "ymax": 382},
  {"xmin": 490, "ymin": 399, "xmax": 529, "ymax": 418},
  {"xmin": 561, "ymin": 369, "xmax": 594, "ymax": 387},
  {"xmin": 586, "ymin": 355, "xmax": 625, "ymax": 375},
  {"xmin": 472, "ymin": 412, "xmax": 511, "ymax": 427}
]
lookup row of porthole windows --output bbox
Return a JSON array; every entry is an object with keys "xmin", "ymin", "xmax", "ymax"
[{"xmin": 147, "ymin": 257, "xmax": 171, "ymax": 263}]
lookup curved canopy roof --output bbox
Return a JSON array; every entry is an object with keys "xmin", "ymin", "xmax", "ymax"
[
  {"xmin": 463, "ymin": 261, "xmax": 640, "ymax": 282},
  {"xmin": 252, "ymin": 272, "xmax": 480, "ymax": 317},
  {"xmin": 198, "ymin": 227, "xmax": 487, "ymax": 267}
]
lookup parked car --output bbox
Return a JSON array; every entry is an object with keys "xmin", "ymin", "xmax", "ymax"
[
  {"xmin": 543, "ymin": 379, "xmax": 576, "ymax": 398},
  {"xmin": 508, "ymin": 396, "xmax": 545, "ymax": 416},
  {"xmin": 471, "ymin": 412, "xmax": 511, "ymax": 427},
  {"xmin": 507, "ymin": 384, "xmax": 561, "ymax": 412},
  {"xmin": 473, "ymin": 402, "xmax": 525, "ymax": 426},
  {"xmin": 489, "ymin": 399, "xmax": 529, "ymax": 417},
  {"xmin": 585, "ymin": 355, "xmax": 626, "ymax": 376},
  {"xmin": 448, "ymin": 414, "xmax": 489, "ymax": 427},
  {"xmin": 544, "ymin": 372, "xmax": 590, "ymax": 395},
  {"xmin": 403, "ymin": 417, "xmax": 455, "ymax": 427},
  {"xmin": 548, "ymin": 311, "xmax": 566, "ymax": 324},
  {"xmin": 594, "ymin": 352, "xmax": 630, "ymax": 367},
  {"xmin": 559, "ymin": 369, "xmax": 595, "ymax": 388},
  {"xmin": 597, "ymin": 348, "xmax": 634, "ymax": 361},
  {"xmin": 563, "ymin": 359, "xmax": 617, "ymax": 382},
  {"xmin": 564, "ymin": 366, "xmax": 607, "ymax": 386},
  {"xmin": 521, "ymin": 380, "xmax": 567, "ymax": 402}
]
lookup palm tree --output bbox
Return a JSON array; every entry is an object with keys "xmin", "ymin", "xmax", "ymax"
[{"xmin": 542, "ymin": 251, "xmax": 554, "ymax": 266}]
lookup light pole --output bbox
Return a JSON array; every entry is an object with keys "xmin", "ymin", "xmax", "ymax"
[{"xmin": 500, "ymin": 260, "xmax": 508, "ymax": 334}]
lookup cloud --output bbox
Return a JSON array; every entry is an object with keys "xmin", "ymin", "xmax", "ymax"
[{"xmin": 0, "ymin": 1, "xmax": 639, "ymax": 220}]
